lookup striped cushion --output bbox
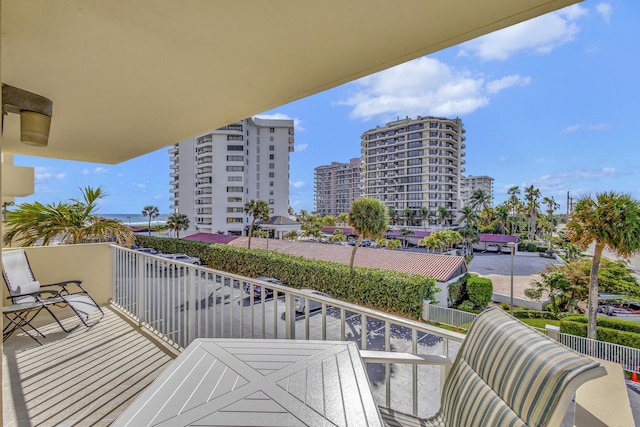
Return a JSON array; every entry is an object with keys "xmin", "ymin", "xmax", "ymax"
[
  {"xmin": 379, "ymin": 407, "xmax": 445, "ymax": 427},
  {"xmin": 437, "ymin": 308, "xmax": 601, "ymax": 426}
]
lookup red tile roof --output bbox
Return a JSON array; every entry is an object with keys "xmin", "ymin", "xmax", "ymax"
[
  {"xmin": 183, "ymin": 233, "xmax": 240, "ymax": 244},
  {"xmin": 228, "ymin": 237, "xmax": 467, "ymax": 282}
]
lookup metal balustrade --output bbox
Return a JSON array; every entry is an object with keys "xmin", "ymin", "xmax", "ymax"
[{"xmin": 111, "ymin": 245, "xmax": 463, "ymax": 418}]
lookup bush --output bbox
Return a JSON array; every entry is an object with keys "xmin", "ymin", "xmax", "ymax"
[
  {"xmin": 536, "ymin": 246, "xmax": 548, "ymax": 252},
  {"xmin": 526, "ymin": 243, "xmax": 538, "ymax": 252},
  {"xmin": 134, "ymin": 235, "xmax": 438, "ymax": 318},
  {"xmin": 561, "ymin": 316, "xmax": 640, "ymax": 349},
  {"xmin": 457, "ymin": 300, "xmax": 475, "ymax": 312},
  {"xmin": 447, "ymin": 274, "xmax": 469, "ymax": 307},
  {"xmin": 466, "ymin": 277, "xmax": 493, "ymax": 308},
  {"xmin": 500, "ymin": 302, "xmax": 510, "ymax": 311},
  {"xmin": 512, "ymin": 309, "xmax": 559, "ymax": 320}
]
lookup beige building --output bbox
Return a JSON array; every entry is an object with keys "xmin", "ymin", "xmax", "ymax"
[
  {"xmin": 170, "ymin": 117, "xmax": 294, "ymax": 236},
  {"xmin": 361, "ymin": 116, "xmax": 466, "ymax": 219},
  {"xmin": 314, "ymin": 158, "xmax": 363, "ymax": 216},
  {"xmin": 460, "ymin": 175, "xmax": 494, "ymax": 208}
]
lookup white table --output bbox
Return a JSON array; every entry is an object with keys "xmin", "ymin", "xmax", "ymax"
[{"xmin": 115, "ymin": 339, "xmax": 383, "ymax": 426}]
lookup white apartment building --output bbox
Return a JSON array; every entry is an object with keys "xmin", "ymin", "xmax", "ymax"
[
  {"xmin": 314, "ymin": 158, "xmax": 363, "ymax": 216},
  {"xmin": 460, "ymin": 175, "xmax": 494, "ymax": 208},
  {"xmin": 169, "ymin": 117, "xmax": 294, "ymax": 235},
  {"xmin": 361, "ymin": 116, "xmax": 466, "ymax": 217}
]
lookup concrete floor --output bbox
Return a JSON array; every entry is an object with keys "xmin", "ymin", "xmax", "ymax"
[{"xmin": 2, "ymin": 306, "xmax": 176, "ymax": 426}]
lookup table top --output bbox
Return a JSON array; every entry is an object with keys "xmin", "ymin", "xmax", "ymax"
[{"xmin": 115, "ymin": 339, "xmax": 383, "ymax": 426}]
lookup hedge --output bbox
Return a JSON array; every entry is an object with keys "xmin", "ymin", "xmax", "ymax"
[
  {"xmin": 560, "ymin": 315, "xmax": 640, "ymax": 349},
  {"xmin": 134, "ymin": 236, "xmax": 438, "ymax": 318},
  {"xmin": 512, "ymin": 309, "xmax": 560, "ymax": 320},
  {"xmin": 466, "ymin": 276, "xmax": 492, "ymax": 308}
]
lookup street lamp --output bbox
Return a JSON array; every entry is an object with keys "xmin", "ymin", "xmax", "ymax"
[{"xmin": 507, "ymin": 242, "xmax": 516, "ymax": 315}]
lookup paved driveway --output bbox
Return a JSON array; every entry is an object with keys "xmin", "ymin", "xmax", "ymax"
[{"xmin": 467, "ymin": 252, "xmax": 562, "ymax": 299}]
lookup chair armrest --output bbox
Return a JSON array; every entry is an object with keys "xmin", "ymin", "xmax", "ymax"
[
  {"xmin": 7, "ymin": 289, "xmax": 61, "ymax": 299},
  {"xmin": 359, "ymin": 350, "xmax": 453, "ymax": 366},
  {"xmin": 41, "ymin": 280, "xmax": 86, "ymax": 294}
]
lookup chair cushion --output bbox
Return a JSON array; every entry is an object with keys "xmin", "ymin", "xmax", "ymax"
[
  {"xmin": 63, "ymin": 294, "xmax": 101, "ymax": 321},
  {"xmin": 379, "ymin": 407, "xmax": 445, "ymax": 427},
  {"xmin": 14, "ymin": 280, "xmax": 41, "ymax": 304}
]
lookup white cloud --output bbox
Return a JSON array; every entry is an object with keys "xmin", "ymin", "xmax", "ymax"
[
  {"xmin": 82, "ymin": 168, "xmax": 90, "ymax": 175},
  {"xmin": 499, "ymin": 156, "xmax": 508, "ymax": 163},
  {"xmin": 529, "ymin": 167, "xmax": 625, "ymax": 192},
  {"xmin": 290, "ymin": 181, "xmax": 305, "ymax": 189},
  {"xmin": 94, "ymin": 167, "xmax": 108, "ymax": 176},
  {"xmin": 255, "ymin": 113, "xmax": 306, "ymax": 132},
  {"xmin": 337, "ymin": 57, "xmax": 530, "ymax": 121},
  {"xmin": 562, "ymin": 123, "xmax": 612, "ymax": 133},
  {"xmin": 135, "ymin": 183, "xmax": 147, "ymax": 189},
  {"xmin": 294, "ymin": 143, "xmax": 308, "ymax": 152},
  {"xmin": 55, "ymin": 173, "xmax": 67, "ymax": 179},
  {"xmin": 459, "ymin": 5, "xmax": 587, "ymax": 61},
  {"xmin": 596, "ymin": 3, "xmax": 611, "ymax": 23},
  {"xmin": 34, "ymin": 167, "xmax": 66, "ymax": 181},
  {"xmin": 485, "ymin": 75, "xmax": 531, "ymax": 95}
]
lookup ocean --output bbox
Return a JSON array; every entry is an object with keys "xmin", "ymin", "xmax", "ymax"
[{"xmin": 99, "ymin": 213, "xmax": 170, "ymax": 226}]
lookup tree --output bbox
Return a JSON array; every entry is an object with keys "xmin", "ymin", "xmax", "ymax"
[
  {"xmin": 525, "ymin": 271, "xmax": 584, "ymax": 315},
  {"xmin": 348, "ymin": 198, "xmax": 388, "ymax": 268},
  {"xmin": 458, "ymin": 206, "xmax": 477, "ymax": 228},
  {"xmin": 542, "ymin": 196, "xmax": 559, "ymax": 242},
  {"xmin": 167, "ymin": 213, "xmax": 190, "ymax": 238},
  {"xmin": 244, "ymin": 199, "xmax": 270, "ymax": 249},
  {"xmin": 494, "ymin": 205, "xmax": 509, "ymax": 235},
  {"xmin": 142, "ymin": 205, "xmax": 159, "ymax": 237},
  {"xmin": 566, "ymin": 192, "xmax": 640, "ymax": 339},
  {"xmin": 420, "ymin": 207, "xmax": 430, "ymax": 230},
  {"xmin": 399, "ymin": 227, "xmax": 414, "ymax": 248},
  {"xmin": 403, "ymin": 208, "xmax": 415, "ymax": 226},
  {"xmin": 322, "ymin": 214, "xmax": 336, "ymax": 226},
  {"xmin": 284, "ymin": 230, "xmax": 298, "ymax": 240},
  {"xmin": 470, "ymin": 189, "xmax": 491, "ymax": 213},
  {"xmin": 388, "ymin": 207, "xmax": 397, "ymax": 226},
  {"xmin": 3, "ymin": 186, "xmax": 134, "ymax": 246},
  {"xmin": 437, "ymin": 207, "xmax": 450, "ymax": 228},
  {"xmin": 524, "ymin": 185, "xmax": 541, "ymax": 241},
  {"xmin": 336, "ymin": 212, "xmax": 349, "ymax": 225},
  {"xmin": 328, "ymin": 229, "xmax": 346, "ymax": 244},
  {"xmin": 385, "ymin": 239, "xmax": 401, "ymax": 250}
]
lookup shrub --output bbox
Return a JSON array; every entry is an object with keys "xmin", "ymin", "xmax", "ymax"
[
  {"xmin": 447, "ymin": 274, "xmax": 469, "ymax": 307},
  {"xmin": 134, "ymin": 235, "xmax": 438, "ymax": 318},
  {"xmin": 457, "ymin": 300, "xmax": 475, "ymax": 312},
  {"xmin": 561, "ymin": 316, "xmax": 640, "ymax": 349},
  {"xmin": 526, "ymin": 243, "xmax": 538, "ymax": 252},
  {"xmin": 500, "ymin": 302, "xmax": 510, "ymax": 311},
  {"xmin": 466, "ymin": 277, "xmax": 493, "ymax": 308},
  {"xmin": 512, "ymin": 309, "xmax": 559, "ymax": 320},
  {"xmin": 536, "ymin": 246, "xmax": 548, "ymax": 253}
]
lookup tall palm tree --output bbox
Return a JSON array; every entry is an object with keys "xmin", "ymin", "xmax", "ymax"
[
  {"xmin": 542, "ymin": 196, "xmax": 560, "ymax": 241},
  {"xmin": 566, "ymin": 192, "xmax": 640, "ymax": 339},
  {"xmin": 457, "ymin": 206, "xmax": 477, "ymax": 228},
  {"xmin": 3, "ymin": 186, "xmax": 134, "ymax": 246},
  {"xmin": 348, "ymin": 198, "xmax": 388, "ymax": 268},
  {"xmin": 470, "ymin": 189, "xmax": 491, "ymax": 213},
  {"xmin": 420, "ymin": 206, "xmax": 430, "ymax": 230},
  {"xmin": 403, "ymin": 208, "xmax": 414, "ymax": 226},
  {"xmin": 244, "ymin": 199, "xmax": 270, "ymax": 249},
  {"xmin": 494, "ymin": 205, "xmax": 509, "ymax": 234},
  {"xmin": 142, "ymin": 205, "xmax": 159, "ymax": 236},
  {"xmin": 437, "ymin": 206, "xmax": 450, "ymax": 228},
  {"xmin": 524, "ymin": 185, "xmax": 541, "ymax": 241},
  {"xmin": 167, "ymin": 213, "xmax": 190, "ymax": 238}
]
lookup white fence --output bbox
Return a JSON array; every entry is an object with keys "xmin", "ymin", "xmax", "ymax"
[{"xmin": 423, "ymin": 304, "xmax": 640, "ymax": 373}]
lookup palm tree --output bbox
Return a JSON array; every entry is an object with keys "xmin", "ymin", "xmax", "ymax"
[
  {"xmin": 388, "ymin": 207, "xmax": 397, "ymax": 226},
  {"xmin": 470, "ymin": 189, "xmax": 491, "ymax": 213},
  {"xmin": 524, "ymin": 185, "xmax": 541, "ymax": 241},
  {"xmin": 494, "ymin": 205, "xmax": 509, "ymax": 234},
  {"xmin": 336, "ymin": 212, "xmax": 349, "ymax": 225},
  {"xmin": 3, "ymin": 186, "xmax": 134, "ymax": 246},
  {"xmin": 458, "ymin": 206, "xmax": 477, "ymax": 228},
  {"xmin": 167, "ymin": 213, "xmax": 190, "ymax": 238},
  {"xmin": 284, "ymin": 230, "xmax": 298, "ymax": 240},
  {"xmin": 399, "ymin": 227, "xmax": 414, "ymax": 248},
  {"xmin": 142, "ymin": 205, "xmax": 159, "ymax": 236},
  {"xmin": 420, "ymin": 206, "xmax": 430, "ymax": 230},
  {"xmin": 437, "ymin": 207, "xmax": 450, "ymax": 228},
  {"xmin": 244, "ymin": 199, "xmax": 270, "ymax": 249},
  {"xmin": 348, "ymin": 198, "xmax": 388, "ymax": 268},
  {"xmin": 566, "ymin": 192, "xmax": 640, "ymax": 339},
  {"xmin": 460, "ymin": 227, "xmax": 479, "ymax": 256},
  {"xmin": 542, "ymin": 196, "xmax": 560, "ymax": 242},
  {"xmin": 403, "ymin": 208, "xmax": 415, "ymax": 226}
]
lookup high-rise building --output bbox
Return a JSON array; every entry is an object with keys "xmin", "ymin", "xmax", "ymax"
[
  {"xmin": 460, "ymin": 175, "xmax": 494, "ymax": 208},
  {"xmin": 314, "ymin": 158, "xmax": 363, "ymax": 216},
  {"xmin": 361, "ymin": 116, "xmax": 466, "ymax": 218},
  {"xmin": 169, "ymin": 117, "xmax": 294, "ymax": 235}
]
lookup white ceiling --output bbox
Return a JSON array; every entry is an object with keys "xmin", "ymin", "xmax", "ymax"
[{"xmin": 1, "ymin": 0, "xmax": 580, "ymax": 164}]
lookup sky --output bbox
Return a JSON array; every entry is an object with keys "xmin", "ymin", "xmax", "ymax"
[{"xmin": 13, "ymin": 1, "xmax": 640, "ymax": 216}]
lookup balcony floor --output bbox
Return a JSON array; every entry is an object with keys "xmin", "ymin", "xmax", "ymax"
[{"xmin": 3, "ymin": 306, "xmax": 176, "ymax": 426}]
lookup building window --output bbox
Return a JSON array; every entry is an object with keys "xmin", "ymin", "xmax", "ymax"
[
  {"xmin": 269, "ymin": 208, "xmax": 274, "ymax": 214},
  {"xmin": 270, "ymin": 190, "xmax": 274, "ymax": 196},
  {"xmin": 270, "ymin": 181, "xmax": 274, "ymax": 187},
  {"xmin": 227, "ymin": 217, "xmax": 243, "ymax": 223},
  {"xmin": 227, "ymin": 135, "xmax": 243, "ymax": 141},
  {"xmin": 269, "ymin": 172, "xmax": 275, "ymax": 178},
  {"xmin": 269, "ymin": 154, "xmax": 275, "ymax": 160},
  {"xmin": 270, "ymin": 136, "xmax": 274, "ymax": 142},
  {"xmin": 269, "ymin": 163, "xmax": 275, "ymax": 169},
  {"xmin": 226, "ymin": 186, "xmax": 243, "ymax": 192},
  {"xmin": 227, "ymin": 145, "xmax": 243, "ymax": 151},
  {"xmin": 227, "ymin": 155, "xmax": 244, "ymax": 161},
  {"xmin": 228, "ymin": 176, "xmax": 242, "ymax": 182},
  {"xmin": 269, "ymin": 199, "xmax": 274, "ymax": 204},
  {"xmin": 228, "ymin": 197, "xmax": 242, "ymax": 202},
  {"xmin": 270, "ymin": 127, "xmax": 275, "ymax": 133},
  {"xmin": 226, "ymin": 166, "xmax": 244, "ymax": 172},
  {"xmin": 269, "ymin": 145, "xmax": 275, "ymax": 151},
  {"xmin": 227, "ymin": 207, "xmax": 243, "ymax": 213}
]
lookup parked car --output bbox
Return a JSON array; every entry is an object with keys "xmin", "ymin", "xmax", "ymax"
[
  {"xmin": 243, "ymin": 277, "xmax": 287, "ymax": 298},
  {"xmin": 157, "ymin": 253, "xmax": 202, "ymax": 270},
  {"xmin": 295, "ymin": 289, "xmax": 331, "ymax": 313},
  {"xmin": 602, "ymin": 302, "xmax": 640, "ymax": 316},
  {"xmin": 133, "ymin": 247, "xmax": 159, "ymax": 255}
]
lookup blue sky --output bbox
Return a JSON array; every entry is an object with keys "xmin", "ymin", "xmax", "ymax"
[{"xmin": 14, "ymin": 2, "xmax": 639, "ymax": 216}]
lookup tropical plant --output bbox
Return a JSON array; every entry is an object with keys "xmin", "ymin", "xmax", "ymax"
[
  {"xmin": 244, "ymin": 199, "xmax": 270, "ymax": 249},
  {"xmin": 328, "ymin": 229, "xmax": 346, "ymax": 244},
  {"xmin": 525, "ymin": 271, "xmax": 584, "ymax": 315},
  {"xmin": 385, "ymin": 239, "xmax": 401, "ymax": 250},
  {"xmin": 458, "ymin": 206, "xmax": 477, "ymax": 228},
  {"xmin": 403, "ymin": 208, "xmax": 415, "ymax": 226},
  {"xmin": 566, "ymin": 192, "xmax": 640, "ymax": 339},
  {"xmin": 3, "ymin": 186, "xmax": 134, "ymax": 246},
  {"xmin": 141, "ymin": 205, "xmax": 159, "ymax": 236},
  {"xmin": 167, "ymin": 213, "xmax": 190, "ymax": 238},
  {"xmin": 336, "ymin": 212, "xmax": 349, "ymax": 225},
  {"xmin": 470, "ymin": 189, "xmax": 491, "ymax": 213},
  {"xmin": 466, "ymin": 277, "xmax": 493, "ymax": 308},
  {"xmin": 348, "ymin": 198, "xmax": 388, "ymax": 268},
  {"xmin": 284, "ymin": 230, "xmax": 298, "ymax": 240},
  {"xmin": 399, "ymin": 227, "xmax": 414, "ymax": 248},
  {"xmin": 494, "ymin": 205, "xmax": 509, "ymax": 234},
  {"xmin": 542, "ymin": 196, "xmax": 559, "ymax": 242},
  {"xmin": 322, "ymin": 214, "xmax": 336, "ymax": 226},
  {"xmin": 420, "ymin": 206, "xmax": 430, "ymax": 230},
  {"xmin": 460, "ymin": 227, "xmax": 479, "ymax": 256},
  {"xmin": 388, "ymin": 207, "xmax": 398, "ymax": 226},
  {"xmin": 524, "ymin": 185, "xmax": 541, "ymax": 241},
  {"xmin": 437, "ymin": 206, "xmax": 451, "ymax": 228}
]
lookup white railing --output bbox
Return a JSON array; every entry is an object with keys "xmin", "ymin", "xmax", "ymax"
[
  {"xmin": 110, "ymin": 245, "xmax": 464, "ymax": 419},
  {"xmin": 425, "ymin": 305, "xmax": 640, "ymax": 373},
  {"xmin": 423, "ymin": 304, "xmax": 477, "ymax": 330},
  {"xmin": 559, "ymin": 333, "xmax": 640, "ymax": 373}
]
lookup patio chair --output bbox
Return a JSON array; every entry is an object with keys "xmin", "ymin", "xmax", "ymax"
[
  {"xmin": 2, "ymin": 249, "xmax": 104, "ymax": 333},
  {"xmin": 361, "ymin": 307, "xmax": 606, "ymax": 427}
]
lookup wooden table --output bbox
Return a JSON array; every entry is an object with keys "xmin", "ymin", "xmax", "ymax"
[{"xmin": 115, "ymin": 339, "xmax": 383, "ymax": 426}]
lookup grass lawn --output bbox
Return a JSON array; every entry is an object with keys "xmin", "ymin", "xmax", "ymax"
[{"xmin": 520, "ymin": 318, "xmax": 561, "ymax": 329}]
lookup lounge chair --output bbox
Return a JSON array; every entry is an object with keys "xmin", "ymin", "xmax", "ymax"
[
  {"xmin": 2, "ymin": 249, "xmax": 104, "ymax": 333},
  {"xmin": 361, "ymin": 307, "xmax": 606, "ymax": 427}
]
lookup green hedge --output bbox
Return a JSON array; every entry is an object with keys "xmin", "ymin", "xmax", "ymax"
[
  {"xmin": 134, "ymin": 236, "xmax": 438, "ymax": 318},
  {"xmin": 466, "ymin": 277, "xmax": 492, "ymax": 308},
  {"xmin": 560, "ymin": 315, "xmax": 640, "ymax": 349},
  {"xmin": 512, "ymin": 309, "xmax": 560, "ymax": 320}
]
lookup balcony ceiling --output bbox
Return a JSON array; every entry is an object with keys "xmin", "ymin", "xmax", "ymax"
[{"xmin": 1, "ymin": 0, "xmax": 579, "ymax": 164}]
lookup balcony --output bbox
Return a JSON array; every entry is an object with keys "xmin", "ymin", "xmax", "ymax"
[{"xmin": 2, "ymin": 244, "xmax": 635, "ymax": 426}]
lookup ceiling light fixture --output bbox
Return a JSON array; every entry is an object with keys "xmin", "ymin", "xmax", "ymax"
[{"xmin": 2, "ymin": 83, "xmax": 53, "ymax": 147}]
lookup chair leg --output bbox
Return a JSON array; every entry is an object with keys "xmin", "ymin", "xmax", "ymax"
[
  {"xmin": 3, "ymin": 306, "xmax": 47, "ymax": 344},
  {"xmin": 43, "ymin": 305, "xmax": 82, "ymax": 333}
]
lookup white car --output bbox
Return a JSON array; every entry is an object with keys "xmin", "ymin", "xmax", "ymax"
[{"xmin": 158, "ymin": 253, "xmax": 202, "ymax": 269}]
